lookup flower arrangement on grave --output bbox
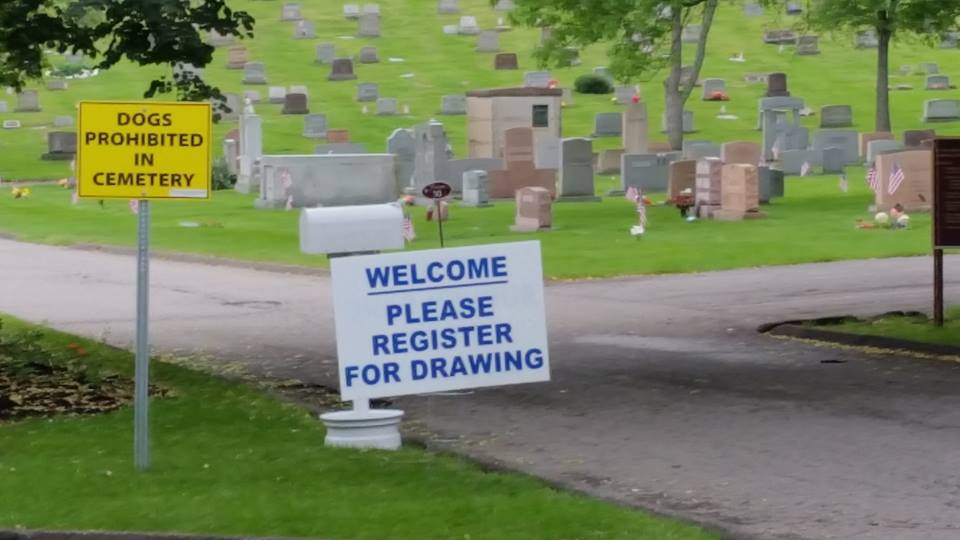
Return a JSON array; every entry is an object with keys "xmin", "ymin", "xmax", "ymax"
[
  {"xmin": 858, "ymin": 204, "xmax": 910, "ymax": 229},
  {"xmin": 672, "ymin": 189, "xmax": 695, "ymax": 217},
  {"xmin": 10, "ymin": 187, "xmax": 30, "ymax": 199},
  {"xmin": 706, "ymin": 90, "xmax": 730, "ymax": 101}
]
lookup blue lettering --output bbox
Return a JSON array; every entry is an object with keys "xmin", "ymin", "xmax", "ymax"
[
  {"xmin": 409, "ymin": 263, "xmax": 427, "ymax": 285},
  {"xmin": 362, "ymin": 365, "xmax": 381, "ymax": 385},
  {"xmin": 345, "ymin": 366, "xmax": 360, "ymax": 387},
  {"xmin": 478, "ymin": 296, "xmax": 494, "ymax": 317},
  {"xmin": 440, "ymin": 328, "xmax": 458, "ymax": 348},
  {"xmin": 410, "ymin": 331, "xmax": 430, "ymax": 352},
  {"xmin": 422, "ymin": 301, "xmax": 438, "ymax": 322},
  {"xmin": 391, "ymin": 264, "xmax": 409, "ymax": 286},
  {"xmin": 426, "ymin": 261, "xmax": 444, "ymax": 282},
  {"xmin": 477, "ymin": 325, "xmax": 493, "ymax": 346},
  {"xmin": 525, "ymin": 348, "xmax": 544, "ymax": 369},
  {"xmin": 491, "ymin": 256, "xmax": 507, "ymax": 277},
  {"xmin": 411, "ymin": 360, "xmax": 428, "ymax": 380},
  {"xmin": 504, "ymin": 350, "xmax": 523, "ymax": 371},
  {"xmin": 467, "ymin": 258, "xmax": 489, "ymax": 278},
  {"xmin": 383, "ymin": 362, "xmax": 401, "ymax": 383},
  {"xmin": 430, "ymin": 357, "xmax": 449, "ymax": 378},
  {"xmin": 468, "ymin": 352, "xmax": 493, "ymax": 374},
  {"xmin": 386, "ymin": 304, "xmax": 402, "ymax": 325},
  {"xmin": 449, "ymin": 356, "xmax": 468, "ymax": 377},
  {"xmin": 365, "ymin": 267, "xmax": 390, "ymax": 288},
  {"xmin": 391, "ymin": 333, "xmax": 408, "ymax": 354},
  {"xmin": 458, "ymin": 298, "xmax": 476, "ymax": 319},
  {"xmin": 372, "ymin": 335, "xmax": 389, "ymax": 355},
  {"xmin": 447, "ymin": 260, "xmax": 465, "ymax": 280},
  {"xmin": 495, "ymin": 323, "xmax": 512, "ymax": 343}
]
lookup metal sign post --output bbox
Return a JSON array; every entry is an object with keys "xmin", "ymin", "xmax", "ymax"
[
  {"xmin": 932, "ymin": 138, "xmax": 960, "ymax": 328},
  {"xmin": 422, "ymin": 182, "xmax": 452, "ymax": 248},
  {"xmin": 134, "ymin": 200, "xmax": 150, "ymax": 471}
]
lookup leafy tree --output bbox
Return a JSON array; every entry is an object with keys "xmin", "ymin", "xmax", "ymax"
[
  {"xmin": 509, "ymin": 0, "xmax": 719, "ymax": 150},
  {"xmin": 0, "ymin": 0, "xmax": 254, "ymax": 116},
  {"xmin": 783, "ymin": 0, "xmax": 960, "ymax": 132}
]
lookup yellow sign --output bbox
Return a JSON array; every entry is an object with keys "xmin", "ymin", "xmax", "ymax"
[{"xmin": 77, "ymin": 101, "xmax": 212, "ymax": 200}]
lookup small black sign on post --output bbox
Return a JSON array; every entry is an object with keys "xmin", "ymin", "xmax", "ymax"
[
  {"xmin": 422, "ymin": 181, "xmax": 452, "ymax": 248},
  {"xmin": 932, "ymin": 138, "xmax": 960, "ymax": 326}
]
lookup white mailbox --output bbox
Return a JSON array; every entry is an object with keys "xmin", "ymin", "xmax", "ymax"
[{"xmin": 299, "ymin": 203, "xmax": 405, "ymax": 255}]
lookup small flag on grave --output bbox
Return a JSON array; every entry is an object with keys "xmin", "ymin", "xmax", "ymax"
[
  {"xmin": 839, "ymin": 174, "xmax": 848, "ymax": 193},
  {"xmin": 866, "ymin": 164, "xmax": 880, "ymax": 193},
  {"xmin": 888, "ymin": 162, "xmax": 905, "ymax": 195},
  {"xmin": 800, "ymin": 161, "xmax": 811, "ymax": 177},
  {"xmin": 402, "ymin": 217, "xmax": 416, "ymax": 242}
]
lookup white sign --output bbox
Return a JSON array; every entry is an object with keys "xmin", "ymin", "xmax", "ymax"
[{"xmin": 330, "ymin": 241, "xmax": 550, "ymax": 400}]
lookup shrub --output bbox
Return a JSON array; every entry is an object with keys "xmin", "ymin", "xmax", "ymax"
[
  {"xmin": 211, "ymin": 157, "xmax": 236, "ymax": 191},
  {"xmin": 574, "ymin": 74, "xmax": 614, "ymax": 94}
]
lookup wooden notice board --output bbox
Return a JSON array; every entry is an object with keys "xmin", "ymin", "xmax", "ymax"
[{"xmin": 933, "ymin": 138, "xmax": 960, "ymax": 248}]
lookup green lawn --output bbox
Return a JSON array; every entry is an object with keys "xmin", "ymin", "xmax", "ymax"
[
  {"xmin": 823, "ymin": 307, "xmax": 960, "ymax": 348},
  {"xmin": 0, "ymin": 315, "xmax": 716, "ymax": 540},
  {"xmin": 1, "ymin": 0, "xmax": 959, "ymax": 180},
  {"xmin": 0, "ymin": 174, "xmax": 946, "ymax": 278}
]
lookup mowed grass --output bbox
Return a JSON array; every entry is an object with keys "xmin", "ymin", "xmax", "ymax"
[
  {"xmin": 1, "ymin": 0, "xmax": 960, "ymax": 180},
  {"xmin": 0, "ymin": 172, "xmax": 943, "ymax": 279},
  {"xmin": 823, "ymin": 307, "xmax": 960, "ymax": 348},
  {"xmin": 0, "ymin": 315, "xmax": 717, "ymax": 540}
]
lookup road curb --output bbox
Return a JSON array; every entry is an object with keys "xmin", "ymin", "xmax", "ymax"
[
  {"xmin": 760, "ymin": 316, "xmax": 960, "ymax": 357},
  {"xmin": 0, "ymin": 530, "xmax": 316, "ymax": 540}
]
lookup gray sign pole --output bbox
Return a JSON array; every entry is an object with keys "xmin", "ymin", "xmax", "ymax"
[{"xmin": 134, "ymin": 200, "xmax": 151, "ymax": 471}]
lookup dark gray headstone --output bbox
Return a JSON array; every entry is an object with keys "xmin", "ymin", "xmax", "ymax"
[{"xmin": 328, "ymin": 58, "xmax": 357, "ymax": 81}]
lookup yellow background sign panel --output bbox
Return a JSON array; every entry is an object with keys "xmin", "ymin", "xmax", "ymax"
[{"xmin": 78, "ymin": 101, "xmax": 212, "ymax": 200}]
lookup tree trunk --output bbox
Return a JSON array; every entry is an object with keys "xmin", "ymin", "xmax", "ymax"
[
  {"xmin": 666, "ymin": 4, "xmax": 683, "ymax": 150},
  {"xmin": 875, "ymin": 23, "xmax": 892, "ymax": 132}
]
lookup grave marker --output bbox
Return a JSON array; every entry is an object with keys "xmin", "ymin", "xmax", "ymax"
[
  {"xmin": 495, "ymin": 53, "xmax": 518, "ymax": 70},
  {"xmin": 329, "ymin": 58, "xmax": 358, "ymax": 81},
  {"xmin": 511, "ymin": 188, "xmax": 552, "ymax": 231}
]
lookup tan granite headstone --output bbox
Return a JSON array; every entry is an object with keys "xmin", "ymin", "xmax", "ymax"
[
  {"xmin": 874, "ymin": 149, "xmax": 933, "ymax": 211},
  {"xmin": 859, "ymin": 132, "xmax": 893, "ymax": 160},
  {"xmin": 596, "ymin": 148, "xmax": 624, "ymax": 174},
  {"xmin": 622, "ymin": 103, "xmax": 649, "ymax": 154},
  {"xmin": 668, "ymin": 159, "xmax": 697, "ymax": 199},
  {"xmin": 720, "ymin": 141, "xmax": 762, "ymax": 166},
  {"xmin": 511, "ymin": 186, "xmax": 552, "ymax": 232},
  {"xmin": 695, "ymin": 157, "xmax": 723, "ymax": 212},
  {"xmin": 648, "ymin": 141, "xmax": 673, "ymax": 152},
  {"xmin": 327, "ymin": 129, "xmax": 350, "ymax": 143},
  {"xmin": 714, "ymin": 164, "xmax": 760, "ymax": 220}
]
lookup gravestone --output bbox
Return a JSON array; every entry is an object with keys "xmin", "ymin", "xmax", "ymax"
[
  {"xmin": 223, "ymin": 139, "xmax": 238, "ymax": 175},
  {"xmin": 53, "ymin": 116, "xmax": 74, "ymax": 128},
  {"xmin": 875, "ymin": 149, "xmax": 934, "ymax": 211},
  {"xmin": 358, "ymin": 14, "xmax": 381, "ymax": 37},
  {"xmin": 388, "ymin": 128, "xmax": 416, "ymax": 191},
  {"xmin": 364, "ymin": 4, "xmax": 380, "ymax": 15},
  {"xmin": 328, "ymin": 58, "xmax": 358, "ymax": 81},
  {"xmin": 721, "ymin": 141, "xmax": 761, "ymax": 166},
  {"xmin": 695, "ymin": 158, "xmax": 722, "ymax": 215},
  {"xmin": 859, "ymin": 132, "xmax": 894, "ymax": 160},
  {"xmin": 557, "ymin": 138, "xmax": 599, "ymax": 202},
  {"xmin": 314, "ymin": 143, "xmax": 368, "ymax": 154},
  {"xmin": 523, "ymin": 71, "xmax": 551, "ymax": 88},
  {"xmin": 940, "ymin": 32, "xmax": 959, "ymax": 49},
  {"xmin": 489, "ymin": 127, "xmax": 556, "ymax": 198},
  {"xmin": 701, "ymin": 78, "xmax": 725, "ymax": 100},
  {"xmin": 458, "ymin": 16, "xmax": 480, "ymax": 35},
  {"xmin": 812, "ymin": 130, "xmax": 858, "ymax": 164},
  {"xmin": 242, "ymin": 62, "xmax": 267, "ymax": 85},
  {"xmin": 786, "ymin": 2, "xmax": 802, "ymax": 14},
  {"xmin": 14, "ymin": 90, "xmax": 40, "ymax": 112},
  {"xmin": 294, "ymin": 21, "xmax": 315, "ymax": 39},
  {"xmin": 438, "ymin": 0, "xmax": 459, "ymax": 15},
  {"xmin": 856, "ymin": 30, "xmax": 878, "ymax": 48},
  {"xmin": 620, "ymin": 153, "xmax": 671, "ymax": 193},
  {"xmin": 923, "ymin": 99, "xmax": 960, "ymax": 122},
  {"xmin": 903, "ymin": 129, "xmax": 935, "ymax": 147},
  {"xmin": 47, "ymin": 79, "xmax": 67, "ymax": 91},
  {"xmin": 207, "ymin": 29, "xmax": 234, "ymax": 47},
  {"xmin": 41, "ymin": 132, "xmax": 77, "ymax": 161},
  {"xmin": 593, "ymin": 66, "xmax": 612, "ymax": 81},
  {"xmin": 714, "ymin": 164, "xmax": 760, "ymax": 220},
  {"xmin": 795, "ymin": 35, "xmax": 820, "ymax": 55},
  {"xmin": 511, "ymin": 187, "xmax": 552, "ymax": 232},
  {"xmin": 302, "ymin": 114, "xmax": 328, "ymax": 139},
  {"xmin": 495, "ymin": 0, "xmax": 515, "ymax": 11},
  {"xmin": 758, "ymin": 96, "xmax": 806, "ymax": 160},
  {"xmin": 226, "ymin": 47, "xmax": 248, "ymax": 69},
  {"xmin": 220, "ymin": 93, "xmax": 242, "ymax": 122},
  {"xmin": 682, "ymin": 25, "xmax": 701, "ymax": 44},
  {"xmin": 596, "ymin": 149, "xmax": 624, "ymax": 175},
  {"xmin": 376, "ymin": 97, "xmax": 398, "ymax": 115},
  {"xmin": 779, "ymin": 149, "xmax": 822, "ymax": 175},
  {"xmin": 461, "ymin": 170, "xmax": 491, "ymax": 207},
  {"xmin": 441, "ymin": 95, "xmax": 466, "ymax": 115},
  {"xmin": 682, "ymin": 141, "xmax": 721, "ymax": 161},
  {"xmin": 358, "ymin": 46, "xmax": 379, "ymax": 64},
  {"xmin": 866, "ymin": 140, "xmax": 904, "ymax": 165},
  {"xmin": 744, "ymin": 2, "xmax": 764, "ymax": 16},
  {"xmin": 281, "ymin": 3, "xmax": 302, "ymax": 21},
  {"xmin": 476, "ymin": 30, "xmax": 500, "ymax": 53},
  {"xmin": 822, "ymin": 147, "xmax": 845, "ymax": 174},
  {"xmin": 2, "ymin": 120, "xmax": 20, "ymax": 129},
  {"xmin": 534, "ymin": 135, "xmax": 560, "ymax": 169},
  {"xmin": 820, "ymin": 105, "xmax": 853, "ymax": 128},
  {"xmin": 495, "ymin": 53, "xmax": 518, "ymax": 70},
  {"xmin": 660, "ymin": 110, "xmax": 695, "ymax": 133},
  {"xmin": 668, "ymin": 160, "xmax": 697, "ymax": 199},
  {"xmin": 926, "ymin": 75, "xmax": 950, "ymax": 90},
  {"xmin": 622, "ymin": 102, "xmax": 649, "ymax": 154},
  {"xmin": 343, "ymin": 4, "xmax": 360, "ymax": 18},
  {"xmin": 593, "ymin": 112, "xmax": 623, "ymax": 137},
  {"xmin": 282, "ymin": 93, "xmax": 309, "ymax": 115},
  {"xmin": 614, "ymin": 85, "xmax": 638, "ymax": 105},
  {"xmin": 316, "ymin": 44, "xmax": 336, "ymax": 65},
  {"xmin": 766, "ymin": 73, "xmax": 789, "ymax": 97},
  {"xmin": 0, "ymin": 101, "xmax": 7, "ymax": 113},
  {"xmin": 540, "ymin": 27, "xmax": 553, "ymax": 45},
  {"xmin": 328, "ymin": 129, "xmax": 350, "ymax": 143},
  {"xmin": 357, "ymin": 82, "xmax": 379, "ymax": 102},
  {"xmin": 236, "ymin": 110, "xmax": 263, "ymax": 194},
  {"xmin": 763, "ymin": 30, "xmax": 797, "ymax": 44},
  {"xmin": 920, "ymin": 63, "xmax": 939, "ymax": 75},
  {"xmin": 268, "ymin": 86, "xmax": 286, "ymax": 104}
]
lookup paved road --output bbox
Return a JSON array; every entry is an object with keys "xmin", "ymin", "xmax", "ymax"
[{"xmin": 2, "ymin": 237, "xmax": 959, "ymax": 539}]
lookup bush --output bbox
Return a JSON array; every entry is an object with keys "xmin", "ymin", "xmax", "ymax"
[
  {"xmin": 574, "ymin": 74, "xmax": 614, "ymax": 94},
  {"xmin": 212, "ymin": 157, "xmax": 236, "ymax": 190}
]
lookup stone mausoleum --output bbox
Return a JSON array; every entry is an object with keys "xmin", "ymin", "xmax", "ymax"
[{"xmin": 465, "ymin": 87, "xmax": 562, "ymax": 161}]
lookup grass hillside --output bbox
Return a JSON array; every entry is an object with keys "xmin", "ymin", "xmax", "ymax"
[{"xmin": 1, "ymin": 0, "xmax": 959, "ymax": 180}]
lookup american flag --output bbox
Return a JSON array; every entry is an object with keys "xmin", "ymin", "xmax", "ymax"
[
  {"xmin": 839, "ymin": 174, "xmax": 848, "ymax": 193},
  {"xmin": 625, "ymin": 185, "xmax": 639, "ymax": 202},
  {"xmin": 636, "ymin": 199, "xmax": 647, "ymax": 227},
  {"xmin": 800, "ymin": 161, "xmax": 811, "ymax": 177},
  {"xmin": 129, "ymin": 199, "xmax": 139, "ymax": 215},
  {"xmin": 888, "ymin": 162, "xmax": 905, "ymax": 195},
  {"xmin": 402, "ymin": 217, "xmax": 416, "ymax": 242},
  {"xmin": 866, "ymin": 164, "xmax": 880, "ymax": 193}
]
